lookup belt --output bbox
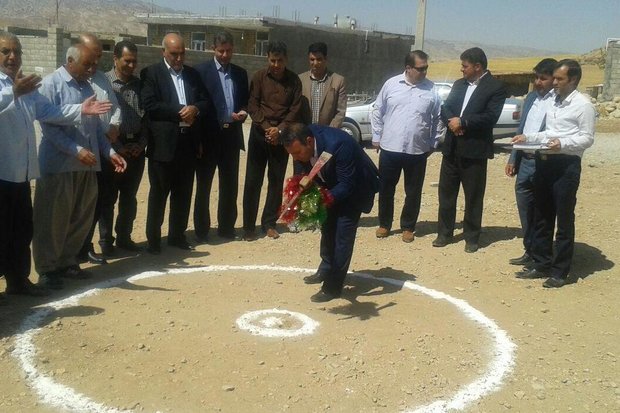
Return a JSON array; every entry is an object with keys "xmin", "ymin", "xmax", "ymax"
[
  {"xmin": 179, "ymin": 127, "xmax": 191, "ymax": 134},
  {"xmin": 522, "ymin": 153, "xmax": 536, "ymax": 160},
  {"xmin": 221, "ymin": 123, "xmax": 231, "ymax": 129}
]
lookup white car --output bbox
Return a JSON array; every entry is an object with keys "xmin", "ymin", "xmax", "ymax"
[{"xmin": 341, "ymin": 82, "xmax": 522, "ymax": 143}]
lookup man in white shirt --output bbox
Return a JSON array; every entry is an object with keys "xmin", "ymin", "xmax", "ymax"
[
  {"xmin": 505, "ymin": 58, "xmax": 557, "ymax": 266},
  {"xmin": 0, "ymin": 32, "xmax": 112, "ymax": 298},
  {"xmin": 512, "ymin": 59, "xmax": 595, "ymax": 288},
  {"xmin": 371, "ymin": 50, "xmax": 442, "ymax": 242}
]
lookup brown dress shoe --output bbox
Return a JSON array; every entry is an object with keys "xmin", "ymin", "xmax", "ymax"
[
  {"xmin": 376, "ymin": 227, "xmax": 389, "ymax": 238},
  {"xmin": 402, "ymin": 230, "xmax": 415, "ymax": 243},
  {"xmin": 266, "ymin": 228, "xmax": 280, "ymax": 239}
]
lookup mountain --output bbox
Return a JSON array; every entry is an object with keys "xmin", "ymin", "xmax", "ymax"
[
  {"xmin": 0, "ymin": 0, "xmax": 571, "ymax": 58},
  {"xmin": 0, "ymin": 0, "xmax": 178, "ymax": 36}
]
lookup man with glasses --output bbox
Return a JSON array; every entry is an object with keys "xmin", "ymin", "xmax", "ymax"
[
  {"xmin": 1, "ymin": 32, "xmax": 112, "ymax": 298},
  {"xmin": 371, "ymin": 50, "xmax": 442, "ymax": 243}
]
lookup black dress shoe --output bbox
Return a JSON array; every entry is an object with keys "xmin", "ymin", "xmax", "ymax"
[
  {"xmin": 464, "ymin": 242, "xmax": 479, "ymax": 253},
  {"xmin": 303, "ymin": 271, "xmax": 326, "ymax": 284},
  {"xmin": 168, "ymin": 239, "xmax": 195, "ymax": 251},
  {"xmin": 515, "ymin": 268, "xmax": 549, "ymax": 279},
  {"xmin": 60, "ymin": 265, "xmax": 92, "ymax": 280},
  {"xmin": 38, "ymin": 271, "xmax": 64, "ymax": 290},
  {"xmin": 432, "ymin": 236, "xmax": 453, "ymax": 247},
  {"xmin": 543, "ymin": 276, "xmax": 568, "ymax": 288},
  {"xmin": 217, "ymin": 229, "xmax": 236, "ymax": 240},
  {"xmin": 85, "ymin": 250, "xmax": 107, "ymax": 265},
  {"xmin": 243, "ymin": 230, "xmax": 258, "ymax": 241},
  {"xmin": 6, "ymin": 280, "xmax": 50, "ymax": 297},
  {"xmin": 116, "ymin": 239, "xmax": 142, "ymax": 252},
  {"xmin": 146, "ymin": 244, "xmax": 161, "ymax": 255},
  {"xmin": 195, "ymin": 234, "xmax": 209, "ymax": 244},
  {"xmin": 310, "ymin": 290, "xmax": 340, "ymax": 303},
  {"xmin": 509, "ymin": 253, "xmax": 533, "ymax": 266},
  {"xmin": 100, "ymin": 244, "xmax": 115, "ymax": 257}
]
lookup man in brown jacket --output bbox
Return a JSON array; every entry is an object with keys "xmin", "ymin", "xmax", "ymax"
[{"xmin": 298, "ymin": 42, "xmax": 347, "ymax": 128}]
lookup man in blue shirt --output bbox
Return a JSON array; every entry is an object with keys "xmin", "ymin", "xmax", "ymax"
[
  {"xmin": 371, "ymin": 50, "xmax": 442, "ymax": 243},
  {"xmin": 0, "ymin": 32, "xmax": 112, "ymax": 298},
  {"xmin": 33, "ymin": 44, "xmax": 126, "ymax": 290}
]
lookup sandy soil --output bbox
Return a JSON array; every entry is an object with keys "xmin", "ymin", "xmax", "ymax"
[{"xmin": 1, "ymin": 123, "xmax": 619, "ymax": 413}]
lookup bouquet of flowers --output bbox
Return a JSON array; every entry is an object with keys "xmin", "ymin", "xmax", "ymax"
[{"xmin": 279, "ymin": 174, "xmax": 334, "ymax": 230}]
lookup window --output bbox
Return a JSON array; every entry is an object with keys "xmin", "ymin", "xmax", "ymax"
[{"xmin": 191, "ymin": 32, "xmax": 206, "ymax": 51}]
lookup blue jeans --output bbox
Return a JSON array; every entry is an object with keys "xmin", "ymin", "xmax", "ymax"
[{"xmin": 515, "ymin": 157, "xmax": 536, "ymax": 254}]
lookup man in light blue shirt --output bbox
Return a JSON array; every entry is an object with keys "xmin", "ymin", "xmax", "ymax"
[
  {"xmin": 371, "ymin": 50, "xmax": 442, "ymax": 243},
  {"xmin": 32, "ymin": 44, "xmax": 126, "ymax": 291},
  {"xmin": 0, "ymin": 32, "xmax": 112, "ymax": 298}
]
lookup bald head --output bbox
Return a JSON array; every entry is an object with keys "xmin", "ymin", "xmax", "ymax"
[
  {"xmin": 77, "ymin": 33, "xmax": 102, "ymax": 72},
  {"xmin": 66, "ymin": 44, "xmax": 97, "ymax": 82},
  {"xmin": 162, "ymin": 33, "xmax": 185, "ymax": 72}
]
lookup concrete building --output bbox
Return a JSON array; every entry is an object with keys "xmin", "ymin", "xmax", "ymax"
[{"xmin": 136, "ymin": 14, "xmax": 416, "ymax": 94}]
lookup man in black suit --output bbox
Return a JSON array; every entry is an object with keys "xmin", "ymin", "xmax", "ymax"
[
  {"xmin": 193, "ymin": 31, "xmax": 249, "ymax": 242},
  {"xmin": 433, "ymin": 47, "xmax": 506, "ymax": 253},
  {"xmin": 140, "ymin": 33, "xmax": 210, "ymax": 254},
  {"xmin": 282, "ymin": 123, "xmax": 380, "ymax": 303}
]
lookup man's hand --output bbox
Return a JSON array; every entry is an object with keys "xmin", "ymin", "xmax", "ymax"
[
  {"xmin": 118, "ymin": 146, "xmax": 132, "ymax": 159},
  {"xmin": 447, "ymin": 117, "xmax": 464, "ymax": 136},
  {"xmin": 81, "ymin": 95, "xmax": 112, "ymax": 115},
  {"xmin": 179, "ymin": 105, "xmax": 199, "ymax": 125},
  {"xmin": 232, "ymin": 110, "xmax": 248, "ymax": 122},
  {"xmin": 76, "ymin": 148, "xmax": 97, "ymax": 166},
  {"xmin": 372, "ymin": 142, "xmax": 380, "ymax": 153},
  {"xmin": 110, "ymin": 153, "xmax": 127, "ymax": 173},
  {"xmin": 265, "ymin": 127, "xmax": 280, "ymax": 145},
  {"xmin": 547, "ymin": 138, "xmax": 561, "ymax": 151},
  {"xmin": 505, "ymin": 163, "xmax": 516, "ymax": 177},
  {"xmin": 128, "ymin": 143, "xmax": 144, "ymax": 158},
  {"xmin": 106, "ymin": 125, "xmax": 120, "ymax": 144},
  {"xmin": 12, "ymin": 71, "xmax": 41, "ymax": 98},
  {"xmin": 511, "ymin": 134, "xmax": 526, "ymax": 144}
]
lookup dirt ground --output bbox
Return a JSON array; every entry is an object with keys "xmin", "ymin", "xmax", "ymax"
[{"xmin": 1, "ymin": 121, "xmax": 619, "ymax": 413}]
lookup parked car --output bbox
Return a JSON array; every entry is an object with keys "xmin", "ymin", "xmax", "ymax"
[{"xmin": 341, "ymin": 82, "xmax": 522, "ymax": 143}]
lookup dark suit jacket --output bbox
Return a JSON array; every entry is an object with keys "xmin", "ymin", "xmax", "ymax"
[
  {"xmin": 441, "ymin": 72, "xmax": 506, "ymax": 159},
  {"xmin": 140, "ymin": 60, "xmax": 210, "ymax": 162},
  {"xmin": 195, "ymin": 59, "xmax": 249, "ymax": 150},
  {"xmin": 306, "ymin": 125, "xmax": 379, "ymax": 213},
  {"xmin": 508, "ymin": 91, "xmax": 546, "ymax": 170}
]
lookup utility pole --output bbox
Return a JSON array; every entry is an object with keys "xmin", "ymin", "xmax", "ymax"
[
  {"xmin": 55, "ymin": 0, "xmax": 61, "ymax": 25},
  {"xmin": 413, "ymin": 0, "xmax": 427, "ymax": 51}
]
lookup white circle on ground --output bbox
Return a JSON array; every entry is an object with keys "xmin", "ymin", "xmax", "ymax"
[
  {"xmin": 11, "ymin": 264, "xmax": 516, "ymax": 413},
  {"xmin": 236, "ymin": 309, "xmax": 319, "ymax": 337}
]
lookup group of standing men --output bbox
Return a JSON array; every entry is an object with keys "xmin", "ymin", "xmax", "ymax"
[{"xmin": 0, "ymin": 28, "xmax": 596, "ymax": 303}]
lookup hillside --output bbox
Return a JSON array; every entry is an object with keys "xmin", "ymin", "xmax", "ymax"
[{"xmin": 0, "ymin": 0, "xmax": 589, "ymax": 59}]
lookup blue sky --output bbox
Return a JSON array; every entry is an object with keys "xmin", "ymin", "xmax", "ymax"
[{"xmin": 152, "ymin": 0, "xmax": 619, "ymax": 53}]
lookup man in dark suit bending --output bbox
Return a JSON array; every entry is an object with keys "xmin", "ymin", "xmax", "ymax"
[
  {"xmin": 140, "ymin": 33, "xmax": 210, "ymax": 254},
  {"xmin": 282, "ymin": 123, "xmax": 380, "ymax": 303},
  {"xmin": 193, "ymin": 31, "xmax": 249, "ymax": 242},
  {"xmin": 433, "ymin": 47, "xmax": 506, "ymax": 253}
]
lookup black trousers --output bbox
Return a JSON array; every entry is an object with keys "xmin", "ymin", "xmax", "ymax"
[
  {"xmin": 437, "ymin": 154, "xmax": 488, "ymax": 244},
  {"xmin": 530, "ymin": 154, "xmax": 581, "ymax": 278},
  {"xmin": 378, "ymin": 149, "xmax": 429, "ymax": 232},
  {"xmin": 318, "ymin": 203, "xmax": 362, "ymax": 296},
  {"xmin": 0, "ymin": 180, "xmax": 33, "ymax": 289},
  {"xmin": 146, "ymin": 133, "xmax": 196, "ymax": 247},
  {"xmin": 194, "ymin": 124, "xmax": 242, "ymax": 238},
  {"xmin": 98, "ymin": 153, "xmax": 145, "ymax": 245},
  {"xmin": 242, "ymin": 125, "xmax": 289, "ymax": 232}
]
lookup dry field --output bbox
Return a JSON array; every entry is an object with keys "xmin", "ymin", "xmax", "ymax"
[{"xmin": 428, "ymin": 56, "xmax": 604, "ymax": 91}]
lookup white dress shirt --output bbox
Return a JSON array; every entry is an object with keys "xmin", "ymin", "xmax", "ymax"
[
  {"xmin": 526, "ymin": 89, "xmax": 595, "ymax": 158},
  {"xmin": 522, "ymin": 89, "xmax": 555, "ymax": 134}
]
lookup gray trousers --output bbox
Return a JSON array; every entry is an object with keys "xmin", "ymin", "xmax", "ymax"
[{"xmin": 33, "ymin": 171, "xmax": 97, "ymax": 274}]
